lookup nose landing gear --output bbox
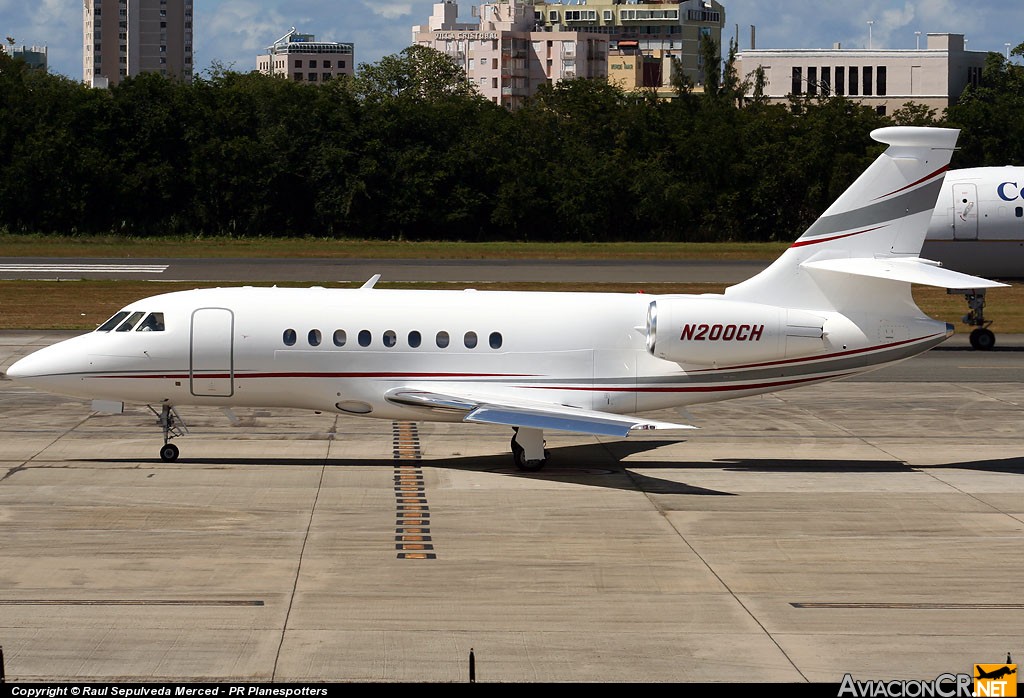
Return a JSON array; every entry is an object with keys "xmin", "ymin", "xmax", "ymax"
[{"xmin": 148, "ymin": 403, "xmax": 188, "ymax": 461}]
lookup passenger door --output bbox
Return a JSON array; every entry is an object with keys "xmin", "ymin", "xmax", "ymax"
[
  {"xmin": 190, "ymin": 308, "xmax": 234, "ymax": 397},
  {"xmin": 952, "ymin": 183, "xmax": 979, "ymax": 240}
]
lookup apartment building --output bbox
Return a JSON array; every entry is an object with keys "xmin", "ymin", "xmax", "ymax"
[
  {"xmin": 530, "ymin": 0, "xmax": 726, "ymax": 94},
  {"xmin": 82, "ymin": 0, "xmax": 193, "ymax": 87},
  {"xmin": 256, "ymin": 29, "xmax": 355, "ymax": 83},
  {"xmin": 734, "ymin": 33, "xmax": 989, "ymax": 114},
  {"xmin": 5, "ymin": 44, "xmax": 49, "ymax": 71},
  {"xmin": 413, "ymin": 0, "xmax": 608, "ymax": 109}
]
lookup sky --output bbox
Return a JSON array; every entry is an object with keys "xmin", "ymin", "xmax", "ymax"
[{"xmin": 2, "ymin": 0, "xmax": 1022, "ymax": 81}]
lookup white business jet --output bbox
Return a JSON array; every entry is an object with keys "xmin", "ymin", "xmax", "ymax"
[
  {"xmin": 5, "ymin": 127, "xmax": 1006, "ymax": 470},
  {"xmin": 921, "ymin": 166, "xmax": 1024, "ymax": 349}
]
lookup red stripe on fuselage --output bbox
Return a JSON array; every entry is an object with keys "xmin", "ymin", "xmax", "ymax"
[
  {"xmin": 95, "ymin": 371, "xmax": 537, "ymax": 380},
  {"xmin": 685, "ymin": 332, "xmax": 945, "ymax": 373},
  {"xmin": 520, "ymin": 372, "xmax": 855, "ymax": 394}
]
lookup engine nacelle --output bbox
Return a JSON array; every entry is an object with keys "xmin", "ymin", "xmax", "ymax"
[{"xmin": 646, "ymin": 298, "xmax": 826, "ymax": 367}]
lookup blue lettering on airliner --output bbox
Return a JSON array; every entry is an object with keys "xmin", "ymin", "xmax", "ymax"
[{"xmin": 997, "ymin": 181, "xmax": 1021, "ymax": 201}]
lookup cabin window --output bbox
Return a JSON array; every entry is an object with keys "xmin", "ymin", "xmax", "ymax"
[
  {"xmin": 308, "ymin": 329, "xmax": 322, "ymax": 346},
  {"xmin": 333, "ymin": 329, "xmax": 347, "ymax": 346},
  {"xmin": 116, "ymin": 311, "xmax": 146, "ymax": 332},
  {"xmin": 464, "ymin": 331, "xmax": 478, "ymax": 349},
  {"xmin": 137, "ymin": 312, "xmax": 165, "ymax": 332},
  {"xmin": 1017, "ymin": 207, "xmax": 1023, "ymax": 218},
  {"xmin": 408, "ymin": 330, "xmax": 422, "ymax": 348},
  {"xmin": 383, "ymin": 330, "xmax": 397, "ymax": 347},
  {"xmin": 489, "ymin": 332, "xmax": 503, "ymax": 349},
  {"xmin": 436, "ymin": 331, "xmax": 450, "ymax": 348},
  {"xmin": 97, "ymin": 311, "xmax": 130, "ymax": 332},
  {"xmin": 358, "ymin": 330, "xmax": 371, "ymax": 347},
  {"xmin": 283, "ymin": 329, "xmax": 297, "ymax": 346}
]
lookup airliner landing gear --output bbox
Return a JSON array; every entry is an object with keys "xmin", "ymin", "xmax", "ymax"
[
  {"xmin": 511, "ymin": 427, "xmax": 548, "ymax": 471},
  {"xmin": 149, "ymin": 403, "xmax": 188, "ymax": 461},
  {"xmin": 951, "ymin": 288, "xmax": 996, "ymax": 350}
]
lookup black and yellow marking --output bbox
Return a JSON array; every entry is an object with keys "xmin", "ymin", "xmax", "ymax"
[{"xmin": 393, "ymin": 421, "xmax": 436, "ymax": 560}]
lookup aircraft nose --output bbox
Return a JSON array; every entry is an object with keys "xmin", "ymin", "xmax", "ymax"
[
  {"xmin": 4, "ymin": 338, "xmax": 90, "ymax": 385},
  {"xmin": 5, "ymin": 355, "xmax": 34, "ymax": 380},
  {"xmin": 5, "ymin": 352, "xmax": 52, "ymax": 382}
]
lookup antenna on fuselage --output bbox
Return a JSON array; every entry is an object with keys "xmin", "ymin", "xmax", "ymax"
[{"xmin": 360, "ymin": 274, "xmax": 381, "ymax": 289}]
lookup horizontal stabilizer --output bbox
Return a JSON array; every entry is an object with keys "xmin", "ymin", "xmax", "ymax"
[
  {"xmin": 801, "ymin": 257, "xmax": 1009, "ymax": 289},
  {"xmin": 386, "ymin": 388, "xmax": 695, "ymax": 437}
]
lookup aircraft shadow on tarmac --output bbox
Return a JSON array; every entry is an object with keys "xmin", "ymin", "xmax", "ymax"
[{"xmin": 73, "ymin": 438, "xmax": 1024, "ymax": 496}]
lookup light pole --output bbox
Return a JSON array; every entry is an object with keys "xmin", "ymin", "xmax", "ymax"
[
  {"xmin": 867, "ymin": 21, "xmax": 874, "ymax": 49},
  {"xmin": 1007, "ymin": 43, "xmax": 1012, "ymax": 59},
  {"xmin": 915, "ymin": 31, "xmax": 921, "ymax": 50}
]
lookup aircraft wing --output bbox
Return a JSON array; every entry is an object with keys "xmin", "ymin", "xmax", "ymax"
[{"xmin": 385, "ymin": 387, "xmax": 695, "ymax": 437}]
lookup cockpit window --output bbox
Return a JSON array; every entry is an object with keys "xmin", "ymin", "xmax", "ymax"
[
  {"xmin": 115, "ymin": 311, "xmax": 146, "ymax": 332},
  {"xmin": 137, "ymin": 313, "xmax": 165, "ymax": 332},
  {"xmin": 97, "ymin": 311, "xmax": 130, "ymax": 332}
]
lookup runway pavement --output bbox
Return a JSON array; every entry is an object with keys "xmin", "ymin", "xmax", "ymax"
[
  {"xmin": 0, "ymin": 257, "xmax": 769, "ymax": 284},
  {"xmin": 0, "ymin": 331, "xmax": 1022, "ymax": 684}
]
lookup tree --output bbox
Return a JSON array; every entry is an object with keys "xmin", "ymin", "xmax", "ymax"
[
  {"xmin": 698, "ymin": 34, "xmax": 721, "ymax": 97},
  {"xmin": 889, "ymin": 102, "xmax": 938, "ymax": 126},
  {"xmin": 946, "ymin": 48, "xmax": 1024, "ymax": 167},
  {"xmin": 351, "ymin": 45, "xmax": 481, "ymax": 104},
  {"xmin": 748, "ymin": 65, "xmax": 768, "ymax": 106}
]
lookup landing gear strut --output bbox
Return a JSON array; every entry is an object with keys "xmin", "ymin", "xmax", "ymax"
[
  {"xmin": 511, "ymin": 427, "xmax": 549, "ymax": 471},
  {"xmin": 149, "ymin": 403, "xmax": 187, "ymax": 461},
  {"xmin": 951, "ymin": 288, "xmax": 996, "ymax": 350}
]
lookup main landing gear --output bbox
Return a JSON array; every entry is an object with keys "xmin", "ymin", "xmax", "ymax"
[
  {"xmin": 511, "ymin": 427, "xmax": 549, "ymax": 471},
  {"xmin": 951, "ymin": 288, "xmax": 996, "ymax": 350},
  {"xmin": 148, "ymin": 403, "xmax": 188, "ymax": 462}
]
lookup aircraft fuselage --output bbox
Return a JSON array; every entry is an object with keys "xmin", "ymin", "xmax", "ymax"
[{"xmin": 11, "ymin": 286, "xmax": 951, "ymax": 422}]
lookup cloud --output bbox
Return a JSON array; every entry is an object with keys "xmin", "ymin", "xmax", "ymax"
[
  {"xmin": 362, "ymin": 1, "xmax": 415, "ymax": 20},
  {"xmin": 197, "ymin": 0, "xmax": 307, "ymax": 71},
  {"xmin": 36, "ymin": 0, "xmax": 67, "ymax": 25}
]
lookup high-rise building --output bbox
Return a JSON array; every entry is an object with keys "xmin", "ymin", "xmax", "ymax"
[
  {"xmin": 413, "ymin": 0, "xmax": 608, "ymax": 109},
  {"xmin": 6, "ymin": 44, "xmax": 49, "ymax": 71},
  {"xmin": 256, "ymin": 29, "xmax": 355, "ymax": 83},
  {"xmin": 83, "ymin": 0, "xmax": 194, "ymax": 88},
  {"xmin": 530, "ymin": 0, "xmax": 726, "ymax": 94}
]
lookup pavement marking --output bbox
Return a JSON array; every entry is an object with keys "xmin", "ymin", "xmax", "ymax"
[
  {"xmin": 957, "ymin": 365, "xmax": 1024, "ymax": 369},
  {"xmin": 0, "ymin": 599, "xmax": 264, "ymax": 606},
  {"xmin": 792, "ymin": 602, "xmax": 1024, "ymax": 609},
  {"xmin": 393, "ymin": 420, "xmax": 435, "ymax": 560},
  {"xmin": 0, "ymin": 264, "xmax": 168, "ymax": 274}
]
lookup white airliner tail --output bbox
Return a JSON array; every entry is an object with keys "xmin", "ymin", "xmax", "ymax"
[{"xmin": 725, "ymin": 127, "xmax": 1004, "ymax": 312}]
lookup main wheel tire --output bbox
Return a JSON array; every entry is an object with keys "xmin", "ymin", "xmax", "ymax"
[
  {"xmin": 969, "ymin": 328, "xmax": 996, "ymax": 351},
  {"xmin": 510, "ymin": 437, "xmax": 547, "ymax": 472},
  {"xmin": 159, "ymin": 443, "xmax": 179, "ymax": 462}
]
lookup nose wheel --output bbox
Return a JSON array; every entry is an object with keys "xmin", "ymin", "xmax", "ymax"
[{"xmin": 149, "ymin": 403, "xmax": 187, "ymax": 462}]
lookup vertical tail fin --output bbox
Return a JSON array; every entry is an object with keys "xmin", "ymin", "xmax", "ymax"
[{"xmin": 726, "ymin": 127, "xmax": 961, "ymax": 311}]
